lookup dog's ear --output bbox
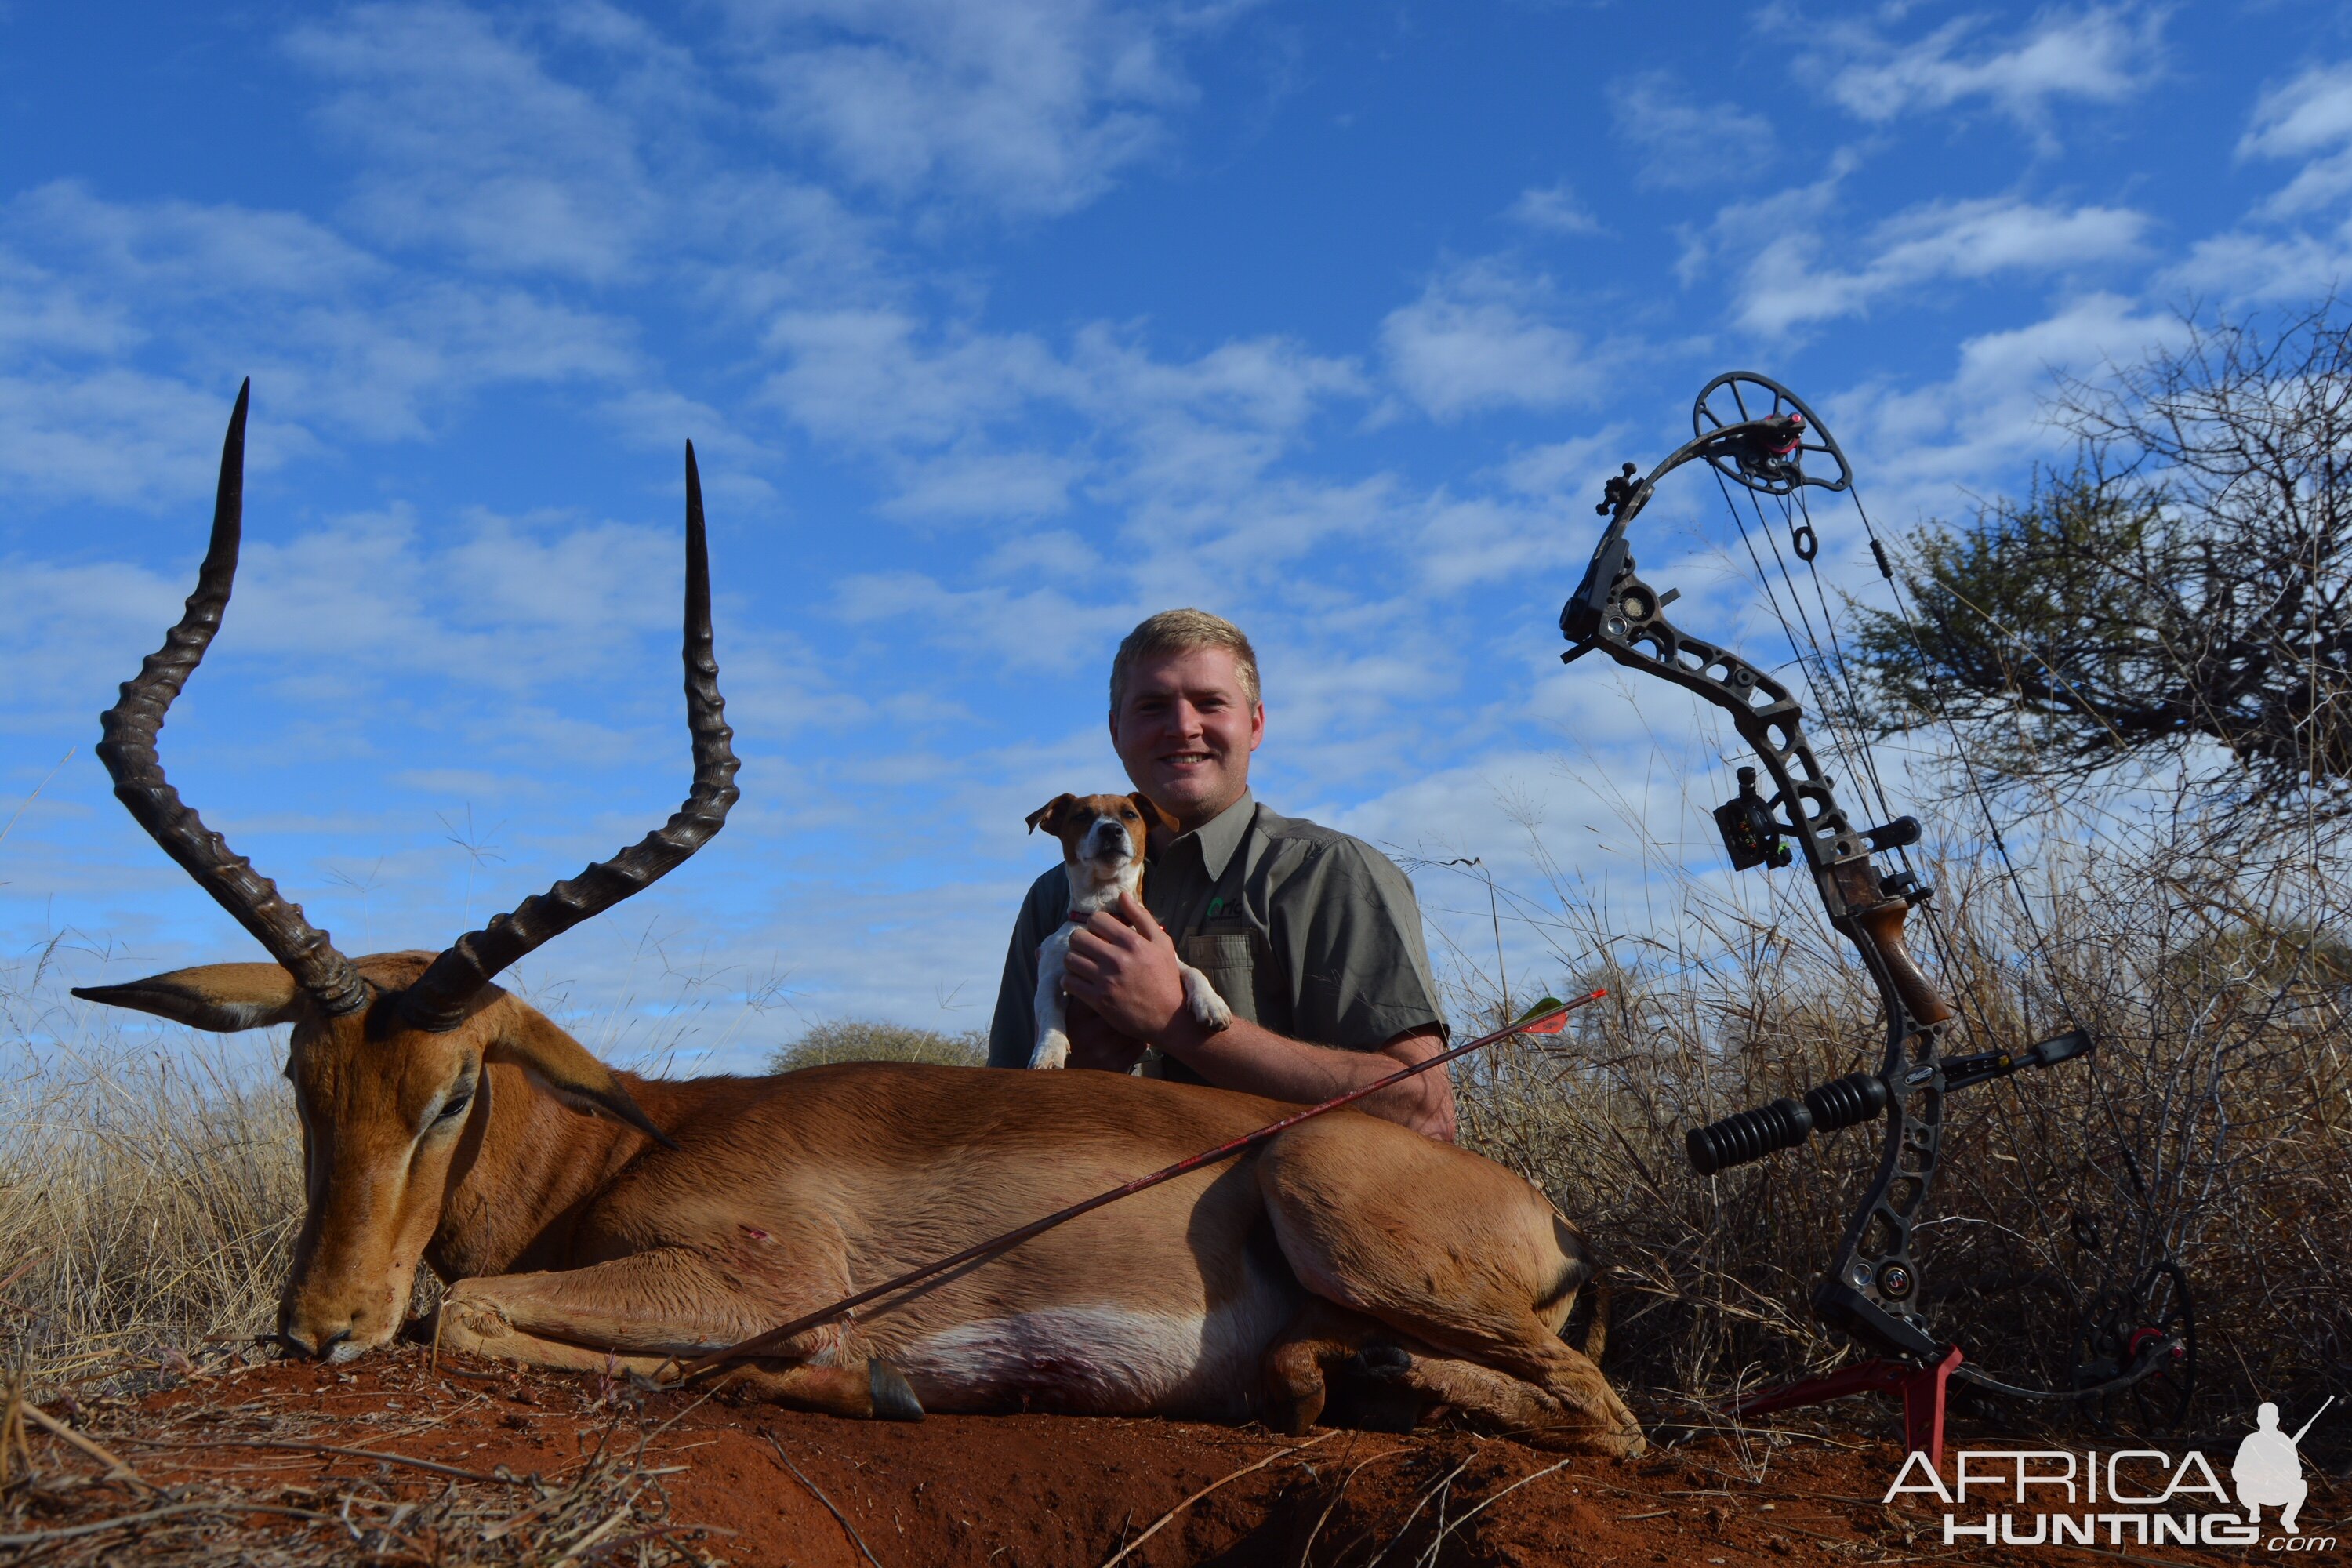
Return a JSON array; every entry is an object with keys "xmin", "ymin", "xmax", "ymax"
[
  {"xmin": 1025, "ymin": 794, "xmax": 1078, "ymax": 834},
  {"xmin": 1131, "ymin": 793, "xmax": 1181, "ymax": 835}
]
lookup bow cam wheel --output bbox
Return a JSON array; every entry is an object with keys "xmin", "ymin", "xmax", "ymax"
[{"xmin": 1693, "ymin": 372, "xmax": 1853, "ymax": 496}]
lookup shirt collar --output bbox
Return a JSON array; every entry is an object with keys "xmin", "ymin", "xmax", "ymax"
[{"xmin": 1171, "ymin": 790, "xmax": 1255, "ymax": 882}]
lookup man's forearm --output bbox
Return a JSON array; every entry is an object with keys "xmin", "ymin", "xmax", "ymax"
[{"xmin": 1156, "ymin": 1018, "xmax": 1457, "ymax": 1140}]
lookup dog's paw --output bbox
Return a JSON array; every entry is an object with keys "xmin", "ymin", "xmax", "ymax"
[
  {"xmin": 1028, "ymin": 1030, "xmax": 1071, "ymax": 1069},
  {"xmin": 1183, "ymin": 967, "xmax": 1233, "ymax": 1031}
]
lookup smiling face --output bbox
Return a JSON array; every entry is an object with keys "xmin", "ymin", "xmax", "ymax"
[{"xmin": 1109, "ymin": 644, "xmax": 1265, "ymax": 832}]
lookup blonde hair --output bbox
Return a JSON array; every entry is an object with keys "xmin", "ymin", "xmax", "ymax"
[{"xmin": 1109, "ymin": 608, "xmax": 1261, "ymax": 712}]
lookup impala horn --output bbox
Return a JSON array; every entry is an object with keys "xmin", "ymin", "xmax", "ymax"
[
  {"xmin": 85, "ymin": 381, "xmax": 371, "ymax": 1017},
  {"xmin": 395, "ymin": 441, "xmax": 739, "ymax": 1032}
]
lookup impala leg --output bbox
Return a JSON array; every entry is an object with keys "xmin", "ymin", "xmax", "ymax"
[
  {"xmin": 438, "ymin": 1251, "xmax": 753, "ymax": 1372},
  {"xmin": 1261, "ymin": 1298, "xmax": 1425, "ymax": 1436},
  {"xmin": 1354, "ymin": 1345, "xmax": 1621, "ymax": 1454},
  {"xmin": 437, "ymin": 1250, "xmax": 927, "ymax": 1421},
  {"xmin": 1258, "ymin": 1119, "xmax": 1646, "ymax": 1457}
]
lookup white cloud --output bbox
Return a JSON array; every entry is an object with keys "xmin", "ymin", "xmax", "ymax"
[
  {"xmin": 2153, "ymin": 60, "xmax": 2352, "ymax": 304},
  {"xmin": 725, "ymin": 0, "xmax": 1227, "ymax": 217},
  {"xmin": 285, "ymin": 2, "xmax": 664, "ymax": 280},
  {"xmin": 1498, "ymin": 427, "xmax": 1629, "ymax": 499},
  {"xmin": 1817, "ymin": 6, "xmax": 2165, "ymax": 132},
  {"xmin": 1508, "ymin": 182, "xmax": 1603, "ymax": 237},
  {"xmin": 761, "ymin": 307, "xmax": 1361, "ymax": 514},
  {"xmin": 763, "ymin": 308, "xmax": 1071, "ymax": 448},
  {"xmin": 1733, "ymin": 197, "xmax": 2150, "ymax": 337},
  {"xmin": 0, "ymin": 368, "xmax": 274, "ymax": 509},
  {"xmin": 1412, "ymin": 493, "xmax": 1573, "ymax": 593},
  {"xmin": 0, "ymin": 182, "xmax": 643, "ymax": 500},
  {"xmin": 1379, "ymin": 260, "xmax": 1599, "ymax": 421},
  {"xmin": 2168, "ymin": 229, "xmax": 2352, "ymax": 306},
  {"xmin": 2239, "ymin": 60, "xmax": 2352, "ymax": 217},
  {"xmin": 833, "ymin": 570, "xmax": 1138, "ymax": 671},
  {"xmin": 1607, "ymin": 72, "xmax": 1774, "ymax": 191},
  {"xmin": 1838, "ymin": 292, "xmax": 2189, "ymax": 514}
]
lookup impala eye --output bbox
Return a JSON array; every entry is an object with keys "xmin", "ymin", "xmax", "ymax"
[{"xmin": 434, "ymin": 1091, "xmax": 473, "ymax": 1123}]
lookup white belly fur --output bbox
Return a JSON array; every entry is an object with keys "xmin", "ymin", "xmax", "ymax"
[{"xmin": 891, "ymin": 1271, "xmax": 1302, "ymax": 1419}]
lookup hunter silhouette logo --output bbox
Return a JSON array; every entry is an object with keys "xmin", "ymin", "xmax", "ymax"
[{"xmin": 2235, "ymin": 1397, "xmax": 2330, "ymax": 1534}]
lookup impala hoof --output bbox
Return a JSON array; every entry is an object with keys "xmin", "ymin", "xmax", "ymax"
[{"xmin": 869, "ymin": 1357, "xmax": 925, "ymax": 1422}]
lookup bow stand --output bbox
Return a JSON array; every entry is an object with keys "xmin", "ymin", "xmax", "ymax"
[{"xmin": 1556, "ymin": 372, "xmax": 2187, "ymax": 1463}]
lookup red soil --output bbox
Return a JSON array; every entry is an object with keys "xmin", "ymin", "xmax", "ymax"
[{"xmin": 18, "ymin": 1343, "xmax": 2332, "ymax": 1566}]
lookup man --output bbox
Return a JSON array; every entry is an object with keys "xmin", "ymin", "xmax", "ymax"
[
  {"xmin": 989, "ymin": 609, "xmax": 1456, "ymax": 1140},
  {"xmin": 2232, "ymin": 1402, "xmax": 2312, "ymax": 1534}
]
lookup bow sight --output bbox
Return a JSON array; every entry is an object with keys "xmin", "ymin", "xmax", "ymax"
[{"xmin": 1556, "ymin": 372, "xmax": 2191, "ymax": 1456}]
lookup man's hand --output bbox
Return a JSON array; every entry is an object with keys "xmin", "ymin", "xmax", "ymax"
[
  {"xmin": 1060, "ymin": 891, "xmax": 1197, "ymax": 1046},
  {"xmin": 1058, "ymin": 891, "xmax": 1456, "ymax": 1142}
]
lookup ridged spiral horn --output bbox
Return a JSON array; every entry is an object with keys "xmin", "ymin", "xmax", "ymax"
[
  {"xmin": 396, "ymin": 441, "xmax": 739, "ymax": 1032},
  {"xmin": 90, "ymin": 381, "xmax": 371, "ymax": 1017}
]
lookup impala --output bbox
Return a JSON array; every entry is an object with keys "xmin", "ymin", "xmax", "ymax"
[{"xmin": 73, "ymin": 387, "xmax": 1643, "ymax": 1455}]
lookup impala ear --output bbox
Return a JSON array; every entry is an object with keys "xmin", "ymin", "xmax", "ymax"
[
  {"xmin": 488, "ymin": 1007, "xmax": 680, "ymax": 1151},
  {"xmin": 72, "ymin": 964, "xmax": 310, "ymax": 1032},
  {"xmin": 1025, "ymin": 793, "xmax": 1077, "ymax": 834}
]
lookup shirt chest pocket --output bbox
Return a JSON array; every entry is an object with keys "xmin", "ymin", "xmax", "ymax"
[{"xmin": 1179, "ymin": 931, "xmax": 1260, "ymax": 1027}]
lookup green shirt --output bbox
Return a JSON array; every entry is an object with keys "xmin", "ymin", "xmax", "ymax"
[{"xmin": 987, "ymin": 792, "xmax": 1448, "ymax": 1080}]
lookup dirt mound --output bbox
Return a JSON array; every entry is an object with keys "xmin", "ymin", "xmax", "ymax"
[{"xmin": 3, "ymin": 1344, "xmax": 2322, "ymax": 1565}]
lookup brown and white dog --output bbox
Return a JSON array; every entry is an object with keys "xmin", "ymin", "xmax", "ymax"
[{"xmin": 1025, "ymin": 792, "xmax": 1233, "ymax": 1069}]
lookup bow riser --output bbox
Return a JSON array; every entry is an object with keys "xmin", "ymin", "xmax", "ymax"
[
  {"xmin": 1557, "ymin": 371, "xmax": 2168, "ymax": 1421},
  {"xmin": 1571, "ymin": 547, "xmax": 1961, "ymax": 1361}
]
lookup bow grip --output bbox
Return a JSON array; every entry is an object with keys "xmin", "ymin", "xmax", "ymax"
[{"xmin": 1849, "ymin": 895, "xmax": 1956, "ymax": 1026}]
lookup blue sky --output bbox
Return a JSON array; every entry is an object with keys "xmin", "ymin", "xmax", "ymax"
[{"xmin": 5, "ymin": 2, "xmax": 2350, "ymax": 1069}]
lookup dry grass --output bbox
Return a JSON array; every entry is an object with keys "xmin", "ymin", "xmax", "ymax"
[
  {"xmin": 766, "ymin": 1018, "xmax": 987, "ymax": 1072},
  {"xmin": 0, "ymin": 942, "xmax": 300, "ymax": 1393},
  {"xmin": 0, "ymin": 1352, "xmax": 725, "ymax": 1566},
  {"xmin": 1439, "ymin": 790, "xmax": 2352, "ymax": 1455}
]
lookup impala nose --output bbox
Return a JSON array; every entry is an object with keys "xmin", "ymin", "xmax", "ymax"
[{"xmin": 276, "ymin": 1324, "xmax": 354, "ymax": 1362}]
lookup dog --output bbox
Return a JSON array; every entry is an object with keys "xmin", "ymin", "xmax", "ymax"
[{"xmin": 1025, "ymin": 792, "xmax": 1234, "ymax": 1069}]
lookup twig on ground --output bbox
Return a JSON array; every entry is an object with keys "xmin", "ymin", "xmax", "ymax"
[
  {"xmin": 767, "ymin": 1431, "xmax": 884, "ymax": 1568},
  {"xmin": 1359, "ymin": 1454, "xmax": 1471, "ymax": 1568},
  {"xmin": 20, "ymin": 1403, "xmax": 154, "ymax": 1492},
  {"xmin": 1298, "ymin": 1441, "xmax": 1411, "ymax": 1567},
  {"xmin": 1417, "ymin": 1454, "xmax": 1574, "ymax": 1563},
  {"xmin": 0, "ymin": 1498, "xmax": 336, "ymax": 1549},
  {"xmin": 1100, "ymin": 1430, "xmax": 1338, "ymax": 1568},
  {"xmin": 114, "ymin": 1432, "xmax": 532, "ymax": 1487}
]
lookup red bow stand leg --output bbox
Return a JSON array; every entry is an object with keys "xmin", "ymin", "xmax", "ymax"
[{"xmin": 1721, "ymin": 1345, "xmax": 1964, "ymax": 1469}]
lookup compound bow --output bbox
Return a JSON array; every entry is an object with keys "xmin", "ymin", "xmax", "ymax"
[{"xmin": 1555, "ymin": 372, "xmax": 2188, "ymax": 1427}]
